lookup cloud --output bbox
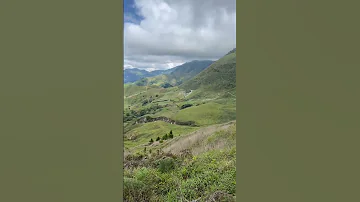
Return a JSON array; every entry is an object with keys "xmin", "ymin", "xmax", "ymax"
[
  {"xmin": 124, "ymin": 13, "xmax": 141, "ymax": 24},
  {"xmin": 124, "ymin": 0, "xmax": 236, "ymax": 71}
]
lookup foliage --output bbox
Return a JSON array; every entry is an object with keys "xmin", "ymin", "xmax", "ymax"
[
  {"xmin": 124, "ymin": 147, "xmax": 236, "ymax": 202},
  {"xmin": 123, "ymin": 177, "xmax": 151, "ymax": 201},
  {"xmin": 180, "ymin": 103, "xmax": 193, "ymax": 109},
  {"xmin": 162, "ymin": 134, "xmax": 168, "ymax": 140},
  {"xmin": 161, "ymin": 82, "xmax": 173, "ymax": 88},
  {"xmin": 157, "ymin": 158, "xmax": 176, "ymax": 173}
]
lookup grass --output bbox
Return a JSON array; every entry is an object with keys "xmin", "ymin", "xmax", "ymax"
[
  {"xmin": 124, "ymin": 121, "xmax": 198, "ymax": 153},
  {"xmin": 180, "ymin": 51, "xmax": 236, "ymax": 92},
  {"xmin": 124, "ymin": 145, "xmax": 236, "ymax": 202},
  {"xmin": 163, "ymin": 121, "xmax": 236, "ymax": 155},
  {"xmin": 172, "ymin": 102, "xmax": 236, "ymax": 126}
]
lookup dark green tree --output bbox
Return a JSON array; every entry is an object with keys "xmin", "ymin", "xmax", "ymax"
[
  {"xmin": 162, "ymin": 134, "xmax": 168, "ymax": 140},
  {"xmin": 149, "ymin": 138, "xmax": 154, "ymax": 144},
  {"xmin": 156, "ymin": 137, "xmax": 160, "ymax": 141}
]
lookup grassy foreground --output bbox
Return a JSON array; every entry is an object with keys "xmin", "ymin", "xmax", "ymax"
[{"xmin": 124, "ymin": 123, "xmax": 236, "ymax": 202}]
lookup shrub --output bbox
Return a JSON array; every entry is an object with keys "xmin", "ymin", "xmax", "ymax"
[
  {"xmin": 180, "ymin": 103, "xmax": 193, "ymax": 109},
  {"xmin": 156, "ymin": 137, "xmax": 160, "ymax": 141},
  {"xmin": 149, "ymin": 138, "xmax": 154, "ymax": 144},
  {"xmin": 162, "ymin": 134, "xmax": 168, "ymax": 140},
  {"xmin": 123, "ymin": 177, "xmax": 150, "ymax": 201},
  {"xmin": 161, "ymin": 83, "xmax": 173, "ymax": 88},
  {"xmin": 157, "ymin": 158, "xmax": 176, "ymax": 173}
]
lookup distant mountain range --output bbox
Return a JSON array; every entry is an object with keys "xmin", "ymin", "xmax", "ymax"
[
  {"xmin": 134, "ymin": 60, "xmax": 214, "ymax": 87},
  {"xmin": 124, "ymin": 48, "xmax": 236, "ymax": 92},
  {"xmin": 123, "ymin": 68, "xmax": 173, "ymax": 84},
  {"xmin": 124, "ymin": 60, "xmax": 214, "ymax": 86}
]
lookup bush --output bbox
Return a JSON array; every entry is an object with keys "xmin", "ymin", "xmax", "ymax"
[
  {"xmin": 180, "ymin": 103, "xmax": 193, "ymax": 109},
  {"xmin": 162, "ymin": 134, "xmax": 168, "ymax": 140},
  {"xmin": 142, "ymin": 100, "xmax": 148, "ymax": 106},
  {"xmin": 168, "ymin": 130, "xmax": 174, "ymax": 138},
  {"xmin": 157, "ymin": 158, "xmax": 176, "ymax": 173},
  {"xmin": 124, "ymin": 177, "xmax": 151, "ymax": 201},
  {"xmin": 156, "ymin": 137, "xmax": 160, "ymax": 141},
  {"xmin": 161, "ymin": 83, "xmax": 173, "ymax": 88}
]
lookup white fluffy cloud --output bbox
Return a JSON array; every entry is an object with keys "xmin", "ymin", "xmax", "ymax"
[{"xmin": 124, "ymin": 0, "xmax": 236, "ymax": 71}]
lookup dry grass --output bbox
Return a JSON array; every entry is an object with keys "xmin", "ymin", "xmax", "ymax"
[{"xmin": 163, "ymin": 121, "xmax": 235, "ymax": 155}]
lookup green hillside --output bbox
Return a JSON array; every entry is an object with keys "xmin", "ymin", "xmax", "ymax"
[{"xmin": 180, "ymin": 49, "xmax": 236, "ymax": 92}]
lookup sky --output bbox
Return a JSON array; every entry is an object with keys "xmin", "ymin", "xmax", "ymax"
[{"xmin": 124, "ymin": 0, "xmax": 236, "ymax": 72}]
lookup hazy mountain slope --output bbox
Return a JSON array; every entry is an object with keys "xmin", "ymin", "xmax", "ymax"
[
  {"xmin": 134, "ymin": 60, "xmax": 214, "ymax": 87},
  {"xmin": 124, "ymin": 68, "xmax": 174, "ymax": 83}
]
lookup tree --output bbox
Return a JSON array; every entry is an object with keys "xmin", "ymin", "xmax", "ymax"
[
  {"xmin": 144, "ymin": 147, "xmax": 146, "ymax": 153},
  {"xmin": 162, "ymin": 134, "xmax": 168, "ymax": 140},
  {"xmin": 169, "ymin": 130, "xmax": 173, "ymax": 135},
  {"xmin": 156, "ymin": 137, "xmax": 160, "ymax": 141},
  {"xmin": 149, "ymin": 138, "xmax": 154, "ymax": 144},
  {"xmin": 169, "ymin": 133, "xmax": 174, "ymax": 139}
]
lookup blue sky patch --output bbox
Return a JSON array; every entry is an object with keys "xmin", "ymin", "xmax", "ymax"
[{"xmin": 124, "ymin": 0, "xmax": 144, "ymax": 24}]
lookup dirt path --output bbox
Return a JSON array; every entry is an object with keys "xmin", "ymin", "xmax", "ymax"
[{"xmin": 185, "ymin": 90, "xmax": 193, "ymax": 97}]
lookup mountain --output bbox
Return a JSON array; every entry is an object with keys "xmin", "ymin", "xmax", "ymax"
[
  {"xmin": 225, "ymin": 48, "xmax": 236, "ymax": 56},
  {"xmin": 180, "ymin": 49, "xmax": 236, "ymax": 91},
  {"xmin": 124, "ymin": 68, "xmax": 174, "ymax": 83},
  {"xmin": 134, "ymin": 60, "xmax": 214, "ymax": 87}
]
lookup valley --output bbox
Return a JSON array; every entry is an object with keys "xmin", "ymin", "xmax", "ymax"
[{"xmin": 123, "ymin": 49, "xmax": 236, "ymax": 202}]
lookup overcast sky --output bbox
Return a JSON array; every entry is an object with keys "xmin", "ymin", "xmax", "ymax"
[{"xmin": 124, "ymin": 0, "xmax": 236, "ymax": 71}]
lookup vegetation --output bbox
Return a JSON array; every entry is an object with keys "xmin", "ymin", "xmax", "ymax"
[
  {"xmin": 180, "ymin": 51, "xmax": 236, "ymax": 92},
  {"xmin": 123, "ymin": 49, "xmax": 236, "ymax": 202},
  {"xmin": 180, "ymin": 103, "xmax": 193, "ymax": 109}
]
